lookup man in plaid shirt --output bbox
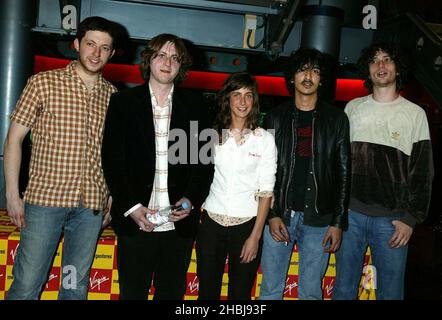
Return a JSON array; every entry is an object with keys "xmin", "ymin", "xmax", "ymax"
[{"xmin": 3, "ymin": 16, "xmax": 117, "ymax": 300}]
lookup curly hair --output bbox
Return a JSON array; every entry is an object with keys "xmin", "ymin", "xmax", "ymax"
[
  {"xmin": 357, "ymin": 42, "xmax": 408, "ymax": 93},
  {"xmin": 284, "ymin": 47, "xmax": 327, "ymax": 95},
  {"xmin": 214, "ymin": 72, "xmax": 260, "ymax": 143},
  {"xmin": 139, "ymin": 33, "xmax": 192, "ymax": 83}
]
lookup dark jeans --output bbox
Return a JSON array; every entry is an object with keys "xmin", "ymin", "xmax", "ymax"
[
  {"xmin": 196, "ymin": 212, "xmax": 261, "ymax": 300},
  {"xmin": 116, "ymin": 229, "xmax": 194, "ymax": 300}
]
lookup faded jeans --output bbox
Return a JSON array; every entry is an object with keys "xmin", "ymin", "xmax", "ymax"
[{"xmin": 7, "ymin": 202, "xmax": 102, "ymax": 300}]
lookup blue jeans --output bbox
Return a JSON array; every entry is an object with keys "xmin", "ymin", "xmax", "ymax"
[
  {"xmin": 259, "ymin": 212, "xmax": 330, "ymax": 300},
  {"xmin": 6, "ymin": 202, "xmax": 103, "ymax": 300},
  {"xmin": 333, "ymin": 210, "xmax": 408, "ymax": 300}
]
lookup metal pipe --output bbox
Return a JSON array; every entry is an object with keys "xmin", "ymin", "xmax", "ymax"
[
  {"xmin": 300, "ymin": 5, "xmax": 344, "ymax": 58},
  {"xmin": 274, "ymin": 0, "xmax": 302, "ymax": 44},
  {"xmin": 269, "ymin": 0, "xmax": 302, "ymax": 57},
  {"xmin": 0, "ymin": 0, "xmax": 36, "ymax": 207}
]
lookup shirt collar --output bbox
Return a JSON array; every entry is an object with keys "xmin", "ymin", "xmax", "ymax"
[
  {"xmin": 64, "ymin": 60, "xmax": 107, "ymax": 91},
  {"xmin": 148, "ymin": 82, "xmax": 174, "ymax": 109}
]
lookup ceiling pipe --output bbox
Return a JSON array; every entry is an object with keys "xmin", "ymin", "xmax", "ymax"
[{"xmin": 268, "ymin": 0, "xmax": 303, "ymax": 58}]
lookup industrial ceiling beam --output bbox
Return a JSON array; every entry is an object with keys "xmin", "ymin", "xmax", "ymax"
[{"xmin": 111, "ymin": 0, "xmax": 282, "ymax": 15}]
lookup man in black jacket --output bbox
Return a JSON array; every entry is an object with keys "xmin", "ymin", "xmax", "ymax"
[
  {"xmin": 259, "ymin": 48, "xmax": 350, "ymax": 300},
  {"xmin": 102, "ymin": 34, "xmax": 210, "ymax": 300}
]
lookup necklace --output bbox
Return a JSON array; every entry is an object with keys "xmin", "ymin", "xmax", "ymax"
[{"xmin": 229, "ymin": 127, "xmax": 250, "ymax": 146}]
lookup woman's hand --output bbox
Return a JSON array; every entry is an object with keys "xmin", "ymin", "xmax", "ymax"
[{"xmin": 240, "ymin": 235, "xmax": 260, "ymax": 263}]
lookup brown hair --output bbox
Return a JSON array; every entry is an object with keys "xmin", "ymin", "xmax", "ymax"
[
  {"xmin": 214, "ymin": 72, "xmax": 260, "ymax": 142},
  {"xmin": 139, "ymin": 33, "xmax": 192, "ymax": 83}
]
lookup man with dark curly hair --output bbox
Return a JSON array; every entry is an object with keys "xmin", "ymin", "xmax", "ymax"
[
  {"xmin": 102, "ymin": 34, "xmax": 210, "ymax": 300},
  {"xmin": 259, "ymin": 47, "xmax": 351, "ymax": 300},
  {"xmin": 333, "ymin": 42, "xmax": 434, "ymax": 300}
]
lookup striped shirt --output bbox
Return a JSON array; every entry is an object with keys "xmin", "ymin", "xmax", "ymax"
[
  {"xmin": 148, "ymin": 83, "xmax": 174, "ymax": 232},
  {"xmin": 10, "ymin": 61, "xmax": 117, "ymax": 210}
]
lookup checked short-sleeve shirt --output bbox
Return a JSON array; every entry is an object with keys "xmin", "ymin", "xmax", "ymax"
[{"xmin": 10, "ymin": 61, "xmax": 117, "ymax": 210}]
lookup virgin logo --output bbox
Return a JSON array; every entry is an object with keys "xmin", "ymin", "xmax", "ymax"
[
  {"xmin": 188, "ymin": 276, "xmax": 199, "ymax": 293},
  {"xmin": 284, "ymin": 278, "xmax": 298, "ymax": 296},
  {"xmin": 9, "ymin": 243, "xmax": 19, "ymax": 263},
  {"xmin": 324, "ymin": 279, "xmax": 334, "ymax": 297},
  {"xmin": 89, "ymin": 271, "xmax": 110, "ymax": 291},
  {"xmin": 45, "ymin": 273, "xmax": 59, "ymax": 289}
]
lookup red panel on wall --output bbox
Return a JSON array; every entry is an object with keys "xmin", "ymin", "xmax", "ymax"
[{"xmin": 34, "ymin": 55, "xmax": 367, "ymax": 101}]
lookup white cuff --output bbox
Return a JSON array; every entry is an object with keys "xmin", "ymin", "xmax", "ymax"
[{"xmin": 123, "ymin": 203, "xmax": 142, "ymax": 217}]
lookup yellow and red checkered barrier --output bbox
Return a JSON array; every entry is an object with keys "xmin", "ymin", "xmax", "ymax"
[{"xmin": 0, "ymin": 210, "xmax": 374, "ymax": 300}]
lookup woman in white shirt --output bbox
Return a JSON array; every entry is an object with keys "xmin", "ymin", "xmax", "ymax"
[{"xmin": 196, "ymin": 72, "xmax": 277, "ymax": 300}]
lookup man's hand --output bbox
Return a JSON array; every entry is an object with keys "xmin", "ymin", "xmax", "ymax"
[
  {"xmin": 130, "ymin": 206, "xmax": 157, "ymax": 232},
  {"xmin": 169, "ymin": 197, "xmax": 192, "ymax": 222},
  {"xmin": 102, "ymin": 196, "xmax": 113, "ymax": 228},
  {"xmin": 6, "ymin": 195, "xmax": 26, "ymax": 229},
  {"xmin": 389, "ymin": 220, "xmax": 413, "ymax": 248},
  {"xmin": 268, "ymin": 217, "xmax": 290, "ymax": 243},
  {"xmin": 4, "ymin": 122, "xmax": 30, "ymax": 230},
  {"xmin": 322, "ymin": 226, "xmax": 342, "ymax": 253}
]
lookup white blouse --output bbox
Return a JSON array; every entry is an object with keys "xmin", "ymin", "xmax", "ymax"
[{"xmin": 202, "ymin": 128, "xmax": 277, "ymax": 218}]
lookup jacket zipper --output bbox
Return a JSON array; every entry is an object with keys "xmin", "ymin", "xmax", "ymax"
[
  {"xmin": 311, "ymin": 115, "xmax": 319, "ymax": 213},
  {"xmin": 285, "ymin": 116, "xmax": 296, "ymax": 213}
]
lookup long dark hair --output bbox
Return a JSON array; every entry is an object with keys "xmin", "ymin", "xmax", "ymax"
[
  {"xmin": 357, "ymin": 42, "xmax": 408, "ymax": 93},
  {"xmin": 284, "ymin": 47, "xmax": 327, "ymax": 95},
  {"xmin": 214, "ymin": 72, "xmax": 260, "ymax": 143},
  {"xmin": 139, "ymin": 33, "xmax": 192, "ymax": 83}
]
